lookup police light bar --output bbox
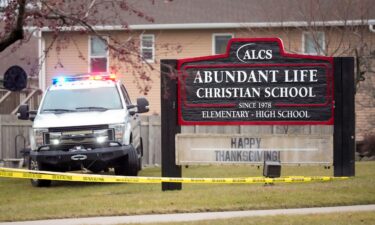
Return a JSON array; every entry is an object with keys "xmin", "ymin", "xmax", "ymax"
[{"xmin": 52, "ymin": 74, "xmax": 117, "ymax": 85}]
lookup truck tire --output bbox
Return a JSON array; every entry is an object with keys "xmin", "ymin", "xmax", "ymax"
[
  {"xmin": 29, "ymin": 158, "xmax": 52, "ymax": 187},
  {"xmin": 115, "ymin": 146, "xmax": 139, "ymax": 176}
]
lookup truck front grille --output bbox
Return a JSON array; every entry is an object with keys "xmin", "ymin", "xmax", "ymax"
[
  {"xmin": 44, "ymin": 125, "xmax": 115, "ymax": 150},
  {"xmin": 49, "ymin": 125, "xmax": 109, "ymax": 132}
]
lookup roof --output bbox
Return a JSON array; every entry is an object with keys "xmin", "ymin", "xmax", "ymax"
[
  {"xmin": 39, "ymin": 0, "xmax": 375, "ymax": 32},
  {"xmin": 123, "ymin": 0, "xmax": 375, "ymax": 24}
]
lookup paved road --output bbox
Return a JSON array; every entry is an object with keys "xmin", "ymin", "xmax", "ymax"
[{"xmin": 1, "ymin": 204, "xmax": 375, "ymax": 225}]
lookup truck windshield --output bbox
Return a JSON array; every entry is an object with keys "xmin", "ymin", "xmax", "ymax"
[{"xmin": 41, "ymin": 87, "xmax": 123, "ymax": 113}]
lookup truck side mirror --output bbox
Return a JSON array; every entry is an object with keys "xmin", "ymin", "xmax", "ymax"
[
  {"xmin": 136, "ymin": 97, "xmax": 149, "ymax": 114},
  {"xmin": 17, "ymin": 104, "xmax": 29, "ymax": 120}
]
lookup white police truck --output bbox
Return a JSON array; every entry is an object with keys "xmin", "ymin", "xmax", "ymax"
[{"xmin": 17, "ymin": 74, "xmax": 149, "ymax": 187}]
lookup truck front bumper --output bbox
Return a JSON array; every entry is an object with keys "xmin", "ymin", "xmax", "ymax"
[{"xmin": 30, "ymin": 145, "xmax": 134, "ymax": 171}]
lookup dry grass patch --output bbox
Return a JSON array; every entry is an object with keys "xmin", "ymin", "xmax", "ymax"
[{"xmin": 0, "ymin": 162, "xmax": 374, "ymax": 222}]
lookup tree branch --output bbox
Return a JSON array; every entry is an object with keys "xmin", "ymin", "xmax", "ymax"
[{"xmin": 0, "ymin": 0, "xmax": 26, "ymax": 52}]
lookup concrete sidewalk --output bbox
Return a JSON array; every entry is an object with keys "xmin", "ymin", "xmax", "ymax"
[{"xmin": 1, "ymin": 204, "xmax": 375, "ymax": 225}]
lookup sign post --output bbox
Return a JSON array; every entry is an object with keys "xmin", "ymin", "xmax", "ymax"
[
  {"xmin": 333, "ymin": 57, "xmax": 355, "ymax": 176},
  {"xmin": 161, "ymin": 60, "xmax": 182, "ymax": 191}
]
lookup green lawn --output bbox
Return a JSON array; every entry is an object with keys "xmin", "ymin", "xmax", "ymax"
[
  {"xmin": 124, "ymin": 211, "xmax": 375, "ymax": 225},
  {"xmin": 0, "ymin": 162, "xmax": 374, "ymax": 222}
]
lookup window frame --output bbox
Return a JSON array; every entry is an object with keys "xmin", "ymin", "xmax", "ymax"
[
  {"xmin": 140, "ymin": 34, "xmax": 155, "ymax": 63},
  {"xmin": 120, "ymin": 84, "xmax": 132, "ymax": 105},
  {"xmin": 302, "ymin": 31, "xmax": 325, "ymax": 55},
  {"xmin": 212, "ymin": 33, "xmax": 234, "ymax": 55},
  {"xmin": 88, "ymin": 35, "xmax": 109, "ymax": 73}
]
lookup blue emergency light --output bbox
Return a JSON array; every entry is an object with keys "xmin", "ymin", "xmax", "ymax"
[
  {"xmin": 52, "ymin": 76, "xmax": 73, "ymax": 85},
  {"xmin": 52, "ymin": 74, "xmax": 117, "ymax": 85}
]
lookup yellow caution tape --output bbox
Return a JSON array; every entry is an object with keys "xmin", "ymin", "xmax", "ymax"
[{"xmin": 0, "ymin": 167, "xmax": 349, "ymax": 184}]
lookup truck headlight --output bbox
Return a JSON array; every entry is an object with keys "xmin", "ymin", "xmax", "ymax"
[
  {"xmin": 96, "ymin": 136, "xmax": 107, "ymax": 143},
  {"xmin": 50, "ymin": 139, "xmax": 60, "ymax": 145},
  {"xmin": 33, "ymin": 128, "xmax": 48, "ymax": 147},
  {"xmin": 93, "ymin": 129, "xmax": 109, "ymax": 144},
  {"xmin": 49, "ymin": 132, "xmax": 61, "ymax": 145},
  {"xmin": 109, "ymin": 124, "xmax": 125, "ymax": 143}
]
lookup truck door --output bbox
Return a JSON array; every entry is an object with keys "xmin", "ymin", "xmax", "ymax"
[{"xmin": 120, "ymin": 85, "xmax": 141, "ymax": 150}]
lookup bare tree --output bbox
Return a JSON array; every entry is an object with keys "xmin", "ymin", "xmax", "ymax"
[
  {"xmin": 0, "ymin": 1, "xmax": 150, "ymax": 52},
  {"xmin": 0, "ymin": 0, "xmax": 181, "ymax": 94},
  {"xmin": 295, "ymin": 0, "xmax": 375, "ymax": 138}
]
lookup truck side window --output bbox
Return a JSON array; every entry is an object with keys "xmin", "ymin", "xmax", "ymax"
[{"xmin": 121, "ymin": 85, "xmax": 132, "ymax": 105}]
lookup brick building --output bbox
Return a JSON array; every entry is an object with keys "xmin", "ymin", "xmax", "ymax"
[{"xmin": 38, "ymin": 0, "xmax": 375, "ymax": 140}]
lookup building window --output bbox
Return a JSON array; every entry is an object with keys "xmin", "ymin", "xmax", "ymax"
[
  {"xmin": 213, "ymin": 33, "xmax": 233, "ymax": 55},
  {"xmin": 303, "ymin": 32, "xmax": 325, "ymax": 55},
  {"xmin": 141, "ymin": 34, "xmax": 155, "ymax": 63},
  {"xmin": 89, "ymin": 36, "xmax": 108, "ymax": 73}
]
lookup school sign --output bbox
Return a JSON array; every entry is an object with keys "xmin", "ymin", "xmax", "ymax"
[
  {"xmin": 177, "ymin": 38, "xmax": 333, "ymax": 125},
  {"xmin": 161, "ymin": 38, "xmax": 354, "ymax": 191}
]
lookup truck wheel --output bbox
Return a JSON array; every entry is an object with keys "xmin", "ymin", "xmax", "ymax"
[
  {"xmin": 115, "ymin": 146, "xmax": 139, "ymax": 176},
  {"xmin": 29, "ymin": 158, "xmax": 52, "ymax": 187}
]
